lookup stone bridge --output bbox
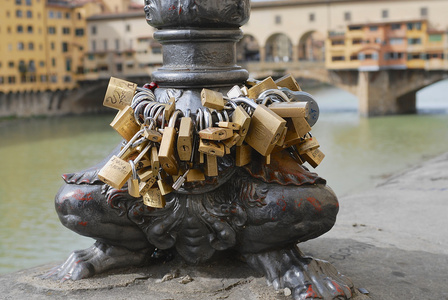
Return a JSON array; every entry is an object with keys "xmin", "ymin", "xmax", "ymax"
[{"xmin": 243, "ymin": 61, "xmax": 448, "ymax": 116}]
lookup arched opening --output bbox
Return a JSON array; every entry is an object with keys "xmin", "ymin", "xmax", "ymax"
[
  {"xmin": 298, "ymin": 31, "xmax": 325, "ymax": 61},
  {"xmin": 265, "ymin": 33, "xmax": 292, "ymax": 62},
  {"xmin": 236, "ymin": 34, "xmax": 260, "ymax": 62},
  {"xmin": 416, "ymin": 78, "xmax": 448, "ymax": 114}
]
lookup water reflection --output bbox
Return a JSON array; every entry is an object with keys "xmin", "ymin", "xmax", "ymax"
[{"xmin": 0, "ymin": 80, "xmax": 447, "ymax": 275}]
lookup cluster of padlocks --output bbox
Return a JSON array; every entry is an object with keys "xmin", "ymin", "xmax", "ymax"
[{"xmin": 97, "ymin": 75, "xmax": 325, "ymax": 208}]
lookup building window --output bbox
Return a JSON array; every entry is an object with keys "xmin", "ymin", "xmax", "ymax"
[
  {"xmin": 62, "ymin": 27, "xmax": 70, "ymax": 34},
  {"xmin": 28, "ymin": 42, "xmax": 34, "ymax": 50},
  {"xmin": 27, "ymin": 25, "xmax": 33, "ymax": 33},
  {"xmin": 369, "ymin": 26, "xmax": 378, "ymax": 31},
  {"xmin": 309, "ymin": 13, "xmax": 315, "ymax": 22},
  {"xmin": 352, "ymin": 39, "xmax": 362, "ymax": 45},
  {"xmin": 25, "ymin": 0, "xmax": 31, "ymax": 5},
  {"xmin": 391, "ymin": 23, "xmax": 401, "ymax": 30},
  {"xmin": 429, "ymin": 34, "xmax": 442, "ymax": 42},
  {"xmin": 389, "ymin": 38, "xmax": 404, "ymax": 45},
  {"xmin": 65, "ymin": 12, "xmax": 70, "ymax": 19},
  {"xmin": 8, "ymin": 61, "xmax": 15, "ymax": 68},
  {"xmin": 408, "ymin": 38, "xmax": 422, "ymax": 45},
  {"xmin": 91, "ymin": 25, "xmax": 96, "ymax": 35},
  {"xmin": 48, "ymin": 11, "xmax": 54, "ymax": 18},
  {"xmin": 50, "ymin": 75, "xmax": 57, "ymax": 83},
  {"xmin": 116, "ymin": 63, "xmax": 123, "ymax": 72},
  {"xmin": 344, "ymin": 12, "xmax": 351, "ymax": 21},
  {"xmin": 103, "ymin": 39, "xmax": 108, "ymax": 51},
  {"xmin": 26, "ymin": 10, "xmax": 32, "ymax": 18},
  {"xmin": 17, "ymin": 25, "xmax": 23, "ymax": 33},
  {"xmin": 115, "ymin": 39, "xmax": 120, "ymax": 51},
  {"xmin": 50, "ymin": 42, "xmax": 55, "ymax": 50},
  {"xmin": 331, "ymin": 56, "xmax": 345, "ymax": 62},
  {"xmin": 16, "ymin": 10, "xmax": 22, "ymax": 17},
  {"xmin": 15, "ymin": 0, "xmax": 22, "ymax": 5},
  {"xmin": 48, "ymin": 26, "xmax": 56, "ymax": 34},
  {"xmin": 348, "ymin": 25, "xmax": 362, "ymax": 31},
  {"xmin": 126, "ymin": 24, "xmax": 131, "ymax": 32},
  {"xmin": 275, "ymin": 15, "xmax": 281, "ymax": 24},
  {"xmin": 17, "ymin": 42, "xmax": 24, "ymax": 50},
  {"xmin": 8, "ymin": 76, "xmax": 16, "ymax": 84},
  {"xmin": 28, "ymin": 60, "xmax": 36, "ymax": 72},
  {"xmin": 92, "ymin": 40, "xmax": 96, "ymax": 52},
  {"xmin": 52, "ymin": 58, "xmax": 56, "ymax": 67},
  {"xmin": 57, "ymin": 12, "xmax": 62, "ymax": 19},
  {"xmin": 420, "ymin": 7, "xmax": 428, "ymax": 17},
  {"xmin": 415, "ymin": 22, "xmax": 422, "ymax": 30},
  {"xmin": 331, "ymin": 39, "xmax": 345, "ymax": 46},
  {"xmin": 40, "ymin": 75, "xmax": 47, "ymax": 82},
  {"xmin": 40, "ymin": 61, "xmax": 45, "ymax": 67},
  {"xmin": 75, "ymin": 28, "xmax": 84, "ymax": 36},
  {"xmin": 62, "ymin": 42, "xmax": 68, "ymax": 52},
  {"xmin": 65, "ymin": 58, "xmax": 71, "ymax": 71},
  {"xmin": 77, "ymin": 12, "xmax": 82, "ymax": 19},
  {"xmin": 382, "ymin": 9, "xmax": 388, "ymax": 19}
]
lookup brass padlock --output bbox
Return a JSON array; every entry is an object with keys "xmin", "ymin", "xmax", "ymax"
[
  {"xmin": 142, "ymin": 188, "xmax": 165, "ymax": 208},
  {"xmin": 157, "ymin": 174, "xmax": 173, "ymax": 196},
  {"xmin": 164, "ymin": 97, "xmax": 176, "ymax": 121},
  {"xmin": 231, "ymin": 106, "xmax": 251, "ymax": 146},
  {"xmin": 269, "ymin": 102, "xmax": 308, "ymax": 118},
  {"xmin": 158, "ymin": 111, "xmax": 180, "ymax": 175},
  {"xmin": 247, "ymin": 76, "xmax": 277, "ymax": 99},
  {"xmin": 139, "ymin": 177, "xmax": 156, "ymax": 195},
  {"xmin": 98, "ymin": 129, "xmax": 144, "ymax": 189},
  {"xmin": 218, "ymin": 121, "xmax": 241, "ymax": 131},
  {"xmin": 235, "ymin": 143, "xmax": 252, "ymax": 167},
  {"xmin": 138, "ymin": 168, "xmax": 155, "ymax": 182},
  {"xmin": 135, "ymin": 159, "xmax": 151, "ymax": 171},
  {"xmin": 235, "ymin": 99, "xmax": 286, "ymax": 156},
  {"xmin": 127, "ymin": 161, "xmax": 140, "ymax": 198},
  {"xmin": 201, "ymin": 89, "xmax": 225, "ymax": 110},
  {"xmin": 204, "ymin": 154, "xmax": 218, "ymax": 177},
  {"xmin": 274, "ymin": 74, "xmax": 301, "ymax": 91},
  {"xmin": 103, "ymin": 77, "xmax": 137, "ymax": 110},
  {"xmin": 302, "ymin": 148, "xmax": 325, "ymax": 168},
  {"xmin": 297, "ymin": 135, "xmax": 320, "ymax": 154},
  {"xmin": 150, "ymin": 146, "xmax": 160, "ymax": 174},
  {"xmin": 186, "ymin": 169, "xmax": 206, "ymax": 182},
  {"xmin": 198, "ymin": 139, "xmax": 225, "ymax": 157},
  {"xmin": 177, "ymin": 116, "xmax": 193, "ymax": 161},
  {"xmin": 222, "ymin": 133, "xmax": 241, "ymax": 150},
  {"xmin": 199, "ymin": 127, "xmax": 233, "ymax": 141},
  {"xmin": 288, "ymin": 117, "xmax": 311, "ymax": 138},
  {"xmin": 142, "ymin": 119, "xmax": 162, "ymax": 143},
  {"xmin": 110, "ymin": 105, "xmax": 141, "ymax": 141},
  {"xmin": 276, "ymin": 127, "xmax": 288, "ymax": 147}
]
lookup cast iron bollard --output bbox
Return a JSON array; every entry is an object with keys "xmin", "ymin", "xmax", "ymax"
[{"xmin": 45, "ymin": 1, "xmax": 354, "ymax": 299}]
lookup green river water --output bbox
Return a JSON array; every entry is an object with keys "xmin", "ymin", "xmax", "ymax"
[{"xmin": 1, "ymin": 81, "xmax": 447, "ymax": 275}]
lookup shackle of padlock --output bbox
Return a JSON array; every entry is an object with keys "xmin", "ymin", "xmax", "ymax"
[
  {"xmin": 232, "ymin": 97, "xmax": 258, "ymax": 114},
  {"xmin": 257, "ymin": 88, "xmax": 290, "ymax": 105},
  {"xmin": 117, "ymin": 129, "xmax": 145, "ymax": 158},
  {"xmin": 127, "ymin": 160, "xmax": 140, "ymax": 198},
  {"xmin": 278, "ymin": 88, "xmax": 320, "ymax": 127},
  {"xmin": 136, "ymin": 86, "xmax": 156, "ymax": 100},
  {"xmin": 195, "ymin": 108, "xmax": 204, "ymax": 131},
  {"xmin": 133, "ymin": 101, "xmax": 152, "ymax": 125}
]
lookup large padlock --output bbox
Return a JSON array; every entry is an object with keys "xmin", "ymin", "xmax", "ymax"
[
  {"xmin": 110, "ymin": 105, "xmax": 141, "ymax": 141},
  {"xmin": 235, "ymin": 98, "xmax": 286, "ymax": 156},
  {"xmin": 142, "ymin": 188, "xmax": 165, "ymax": 208},
  {"xmin": 274, "ymin": 74, "xmax": 301, "ymax": 92},
  {"xmin": 158, "ymin": 111, "xmax": 180, "ymax": 175},
  {"xmin": 201, "ymin": 89, "xmax": 225, "ymax": 110},
  {"xmin": 98, "ymin": 129, "xmax": 145, "ymax": 189},
  {"xmin": 302, "ymin": 148, "xmax": 325, "ymax": 168},
  {"xmin": 247, "ymin": 76, "xmax": 277, "ymax": 100},
  {"xmin": 103, "ymin": 77, "xmax": 137, "ymax": 110}
]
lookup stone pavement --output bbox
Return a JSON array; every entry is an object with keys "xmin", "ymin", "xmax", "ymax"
[{"xmin": 1, "ymin": 153, "xmax": 447, "ymax": 300}]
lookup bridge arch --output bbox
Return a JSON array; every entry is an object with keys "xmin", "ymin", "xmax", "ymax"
[
  {"xmin": 236, "ymin": 34, "xmax": 260, "ymax": 63},
  {"xmin": 298, "ymin": 30, "xmax": 326, "ymax": 62},
  {"xmin": 265, "ymin": 33, "xmax": 293, "ymax": 62}
]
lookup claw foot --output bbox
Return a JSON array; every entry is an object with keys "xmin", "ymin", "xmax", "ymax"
[
  {"xmin": 41, "ymin": 241, "xmax": 151, "ymax": 281},
  {"xmin": 243, "ymin": 246, "xmax": 354, "ymax": 300}
]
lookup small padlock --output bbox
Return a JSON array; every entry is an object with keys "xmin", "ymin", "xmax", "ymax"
[
  {"xmin": 302, "ymin": 148, "xmax": 325, "ymax": 168},
  {"xmin": 127, "ymin": 161, "xmax": 140, "ymax": 198},
  {"xmin": 288, "ymin": 117, "xmax": 311, "ymax": 138},
  {"xmin": 204, "ymin": 154, "xmax": 218, "ymax": 177},
  {"xmin": 297, "ymin": 135, "xmax": 320, "ymax": 154},
  {"xmin": 218, "ymin": 121, "xmax": 241, "ymax": 131},
  {"xmin": 142, "ymin": 118, "xmax": 162, "ymax": 143},
  {"xmin": 247, "ymin": 76, "xmax": 277, "ymax": 99},
  {"xmin": 231, "ymin": 106, "xmax": 251, "ymax": 146},
  {"xmin": 276, "ymin": 127, "xmax": 288, "ymax": 147},
  {"xmin": 135, "ymin": 159, "xmax": 151, "ymax": 171},
  {"xmin": 159, "ymin": 111, "xmax": 180, "ymax": 175},
  {"xmin": 98, "ymin": 129, "xmax": 144, "ymax": 189},
  {"xmin": 222, "ymin": 133, "xmax": 241, "ymax": 150},
  {"xmin": 150, "ymin": 146, "xmax": 160, "ymax": 174},
  {"xmin": 201, "ymin": 89, "xmax": 225, "ymax": 110},
  {"xmin": 199, "ymin": 127, "xmax": 233, "ymax": 141},
  {"xmin": 110, "ymin": 105, "xmax": 141, "ymax": 141},
  {"xmin": 235, "ymin": 143, "xmax": 252, "ymax": 167},
  {"xmin": 227, "ymin": 85, "xmax": 245, "ymax": 99},
  {"xmin": 164, "ymin": 97, "xmax": 176, "ymax": 121},
  {"xmin": 198, "ymin": 139, "xmax": 225, "ymax": 157},
  {"xmin": 143, "ymin": 188, "xmax": 165, "ymax": 208},
  {"xmin": 103, "ymin": 77, "xmax": 137, "ymax": 110},
  {"xmin": 157, "ymin": 172, "xmax": 173, "ymax": 195},
  {"xmin": 177, "ymin": 116, "xmax": 193, "ymax": 161},
  {"xmin": 235, "ymin": 98, "xmax": 286, "ymax": 156},
  {"xmin": 269, "ymin": 102, "xmax": 308, "ymax": 118},
  {"xmin": 274, "ymin": 74, "xmax": 301, "ymax": 92}
]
